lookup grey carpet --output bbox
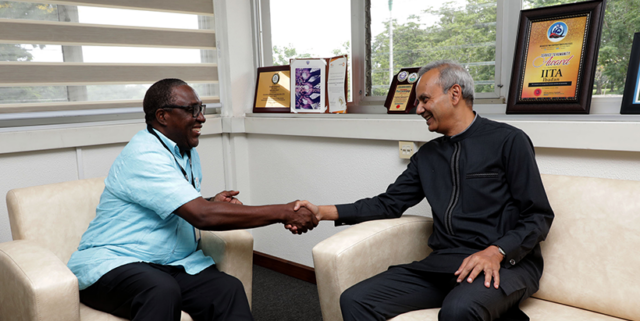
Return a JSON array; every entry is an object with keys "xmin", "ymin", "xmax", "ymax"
[{"xmin": 252, "ymin": 265, "xmax": 323, "ymax": 321}]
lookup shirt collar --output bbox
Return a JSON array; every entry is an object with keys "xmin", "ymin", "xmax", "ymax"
[
  {"xmin": 448, "ymin": 112, "xmax": 480, "ymax": 143},
  {"xmin": 150, "ymin": 127, "xmax": 186, "ymax": 159},
  {"xmin": 451, "ymin": 112, "xmax": 478, "ymax": 138}
]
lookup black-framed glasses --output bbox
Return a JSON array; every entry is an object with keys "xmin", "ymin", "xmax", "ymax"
[{"xmin": 162, "ymin": 104, "xmax": 206, "ymax": 118}]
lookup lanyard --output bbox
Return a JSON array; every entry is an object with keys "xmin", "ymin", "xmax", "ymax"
[
  {"xmin": 147, "ymin": 125, "xmax": 196, "ymax": 189},
  {"xmin": 147, "ymin": 125, "xmax": 201, "ymax": 243}
]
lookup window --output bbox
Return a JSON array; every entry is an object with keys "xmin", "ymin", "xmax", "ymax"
[
  {"xmin": 257, "ymin": 0, "xmax": 637, "ymax": 111},
  {"xmin": 0, "ymin": 0, "xmax": 219, "ymax": 127},
  {"xmin": 260, "ymin": 0, "xmax": 352, "ymax": 101}
]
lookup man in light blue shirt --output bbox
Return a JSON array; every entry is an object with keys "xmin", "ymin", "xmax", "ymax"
[{"xmin": 67, "ymin": 79, "xmax": 317, "ymax": 321}]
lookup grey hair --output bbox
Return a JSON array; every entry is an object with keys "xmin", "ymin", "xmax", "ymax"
[{"xmin": 417, "ymin": 60, "xmax": 474, "ymax": 106}]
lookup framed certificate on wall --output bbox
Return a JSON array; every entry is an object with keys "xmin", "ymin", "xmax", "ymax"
[{"xmin": 506, "ymin": 0, "xmax": 606, "ymax": 114}]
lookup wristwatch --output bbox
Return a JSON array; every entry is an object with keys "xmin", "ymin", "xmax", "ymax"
[{"xmin": 497, "ymin": 246, "xmax": 506, "ymax": 257}]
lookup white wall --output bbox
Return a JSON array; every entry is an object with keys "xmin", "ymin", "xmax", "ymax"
[
  {"xmin": 247, "ymin": 134, "xmax": 431, "ymax": 264},
  {"xmin": 0, "ymin": 148, "xmax": 79, "ymax": 243},
  {"xmin": 536, "ymin": 147, "xmax": 640, "ymax": 180}
]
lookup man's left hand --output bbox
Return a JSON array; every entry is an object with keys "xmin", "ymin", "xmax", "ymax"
[
  {"xmin": 455, "ymin": 245, "xmax": 504, "ymax": 289},
  {"xmin": 211, "ymin": 190, "xmax": 243, "ymax": 205}
]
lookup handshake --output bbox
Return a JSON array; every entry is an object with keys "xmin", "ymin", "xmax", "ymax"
[
  {"xmin": 207, "ymin": 190, "xmax": 336, "ymax": 234},
  {"xmin": 283, "ymin": 200, "xmax": 320, "ymax": 234}
]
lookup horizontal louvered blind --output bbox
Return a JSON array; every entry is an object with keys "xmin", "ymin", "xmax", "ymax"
[
  {"xmin": 23, "ymin": 0, "xmax": 215, "ymax": 15},
  {"xmin": 0, "ymin": 0, "xmax": 219, "ymax": 115}
]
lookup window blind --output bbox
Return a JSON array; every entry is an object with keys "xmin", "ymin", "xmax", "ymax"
[{"xmin": 0, "ymin": 0, "xmax": 219, "ymax": 116}]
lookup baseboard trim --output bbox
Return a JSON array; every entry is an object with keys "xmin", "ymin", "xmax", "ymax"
[{"xmin": 253, "ymin": 251, "xmax": 316, "ymax": 284}]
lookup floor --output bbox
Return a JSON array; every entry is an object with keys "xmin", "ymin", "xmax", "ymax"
[{"xmin": 251, "ymin": 264, "xmax": 323, "ymax": 321}]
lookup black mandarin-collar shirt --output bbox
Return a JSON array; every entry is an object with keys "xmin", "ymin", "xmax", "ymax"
[{"xmin": 336, "ymin": 115, "xmax": 554, "ymax": 296}]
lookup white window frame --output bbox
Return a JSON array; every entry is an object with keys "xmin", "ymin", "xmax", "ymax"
[{"xmin": 256, "ymin": 0, "xmax": 522, "ymax": 108}]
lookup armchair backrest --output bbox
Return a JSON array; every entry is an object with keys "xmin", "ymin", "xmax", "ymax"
[
  {"xmin": 6, "ymin": 177, "xmax": 105, "ymax": 264},
  {"xmin": 538, "ymin": 174, "xmax": 640, "ymax": 320}
]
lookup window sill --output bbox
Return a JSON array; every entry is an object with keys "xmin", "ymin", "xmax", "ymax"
[
  {"xmin": 2, "ymin": 94, "xmax": 638, "ymax": 155},
  {"xmin": 0, "ymin": 115, "xmax": 223, "ymax": 155},
  {"xmin": 245, "ymin": 96, "xmax": 640, "ymax": 153}
]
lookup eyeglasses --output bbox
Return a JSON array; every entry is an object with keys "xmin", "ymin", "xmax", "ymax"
[{"xmin": 162, "ymin": 104, "xmax": 206, "ymax": 118}]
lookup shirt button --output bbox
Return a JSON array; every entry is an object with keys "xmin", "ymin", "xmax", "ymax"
[{"xmin": 509, "ymin": 259, "xmax": 516, "ymax": 265}]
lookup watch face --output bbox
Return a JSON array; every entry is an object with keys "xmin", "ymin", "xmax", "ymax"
[{"xmin": 272, "ymin": 73, "xmax": 280, "ymax": 84}]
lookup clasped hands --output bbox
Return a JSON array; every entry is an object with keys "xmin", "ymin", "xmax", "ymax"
[
  {"xmin": 284, "ymin": 200, "xmax": 320, "ymax": 235},
  {"xmin": 208, "ymin": 192, "xmax": 319, "ymax": 235}
]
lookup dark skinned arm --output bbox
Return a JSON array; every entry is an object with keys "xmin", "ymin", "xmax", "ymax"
[{"xmin": 175, "ymin": 197, "xmax": 318, "ymax": 233}]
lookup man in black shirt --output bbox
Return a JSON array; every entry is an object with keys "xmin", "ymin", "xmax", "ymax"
[{"xmin": 295, "ymin": 60, "xmax": 554, "ymax": 320}]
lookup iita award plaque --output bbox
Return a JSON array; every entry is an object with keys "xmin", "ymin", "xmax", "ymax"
[
  {"xmin": 384, "ymin": 67, "xmax": 420, "ymax": 114},
  {"xmin": 507, "ymin": 0, "xmax": 606, "ymax": 114}
]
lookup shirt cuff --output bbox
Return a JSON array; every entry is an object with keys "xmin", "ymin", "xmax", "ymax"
[
  {"xmin": 492, "ymin": 240, "xmax": 518, "ymax": 268},
  {"xmin": 334, "ymin": 203, "xmax": 359, "ymax": 226}
]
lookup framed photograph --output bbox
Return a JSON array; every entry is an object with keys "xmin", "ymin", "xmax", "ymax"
[
  {"xmin": 621, "ymin": 32, "xmax": 640, "ymax": 114},
  {"xmin": 290, "ymin": 58, "xmax": 327, "ymax": 113},
  {"xmin": 253, "ymin": 65, "xmax": 291, "ymax": 113},
  {"xmin": 506, "ymin": 0, "xmax": 606, "ymax": 114}
]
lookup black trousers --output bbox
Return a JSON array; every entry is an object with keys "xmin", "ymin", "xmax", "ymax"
[
  {"xmin": 340, "ymin": 265, "xmax": 528, "ymax": 321},
  {"xmin": 80, "ymin": 262, "xmax": 254, "ymax": 321}
]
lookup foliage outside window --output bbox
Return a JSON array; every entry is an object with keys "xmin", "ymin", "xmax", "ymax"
[{"xmin": 368, "ymin": 0, "xmax": 497, "ymax": 97}]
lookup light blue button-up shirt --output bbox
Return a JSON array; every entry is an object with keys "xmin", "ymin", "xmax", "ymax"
[{"xmin": 68, "ymin": 128, "xmax": 215, "ymax": 290}]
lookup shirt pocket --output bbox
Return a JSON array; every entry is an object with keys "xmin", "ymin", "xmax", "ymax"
[
  {"xmin": 461, "ymin": 171, "xmax": 505, "ymax": 215},
  {"xmin": 466, "ymin": 172, "xmax": 499, "ymax": 179}
]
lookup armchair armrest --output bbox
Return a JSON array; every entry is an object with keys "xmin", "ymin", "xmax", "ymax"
[
  {"xmin": 0, "ymin": 240, "xmax": 80, "ymax": 321},
  {"xmin": 312, "ymin": 215, "xmax": 433, "ymax": 321},
  {"xmin": 198, "ymin": 230, "xmax": 253, "ymax": 306}
]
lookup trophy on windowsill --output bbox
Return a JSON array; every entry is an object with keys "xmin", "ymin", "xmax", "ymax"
[{"xmin": 384, "ymin": 67, "xmax": 420, "ymax": 114}]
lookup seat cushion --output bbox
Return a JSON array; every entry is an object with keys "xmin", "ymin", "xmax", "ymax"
[
  {"xmin": 521, "ymin": 298, "xmax": 626, "ymax": 321},
  {"xmin": 388, "ymin": 308, "xmax": 439, "ymax": 320},
  {"xmin": 387, "ymin": 298, "xmax": 624, "ymax": 321},
  {"xmin": 80, "ymin": 304, "xmax": 194, "ymax": 321}
]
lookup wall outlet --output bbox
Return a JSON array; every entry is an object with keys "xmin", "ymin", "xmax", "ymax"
[{"xmin": 398, "ymin": 141, "xmax": 416, "ymax": 159}]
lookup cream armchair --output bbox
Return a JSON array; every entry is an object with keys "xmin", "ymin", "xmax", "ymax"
[
  {"xmin": 0, "ymin": 177, "xmax": 254, "ymax": 321},
  {"xmin": 312, "ymin": 215, "xmax": 434, "ymax": 321},
  {"xmin": 312, "ymin": 174, "xmax": 640, "ymax": 321}
]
